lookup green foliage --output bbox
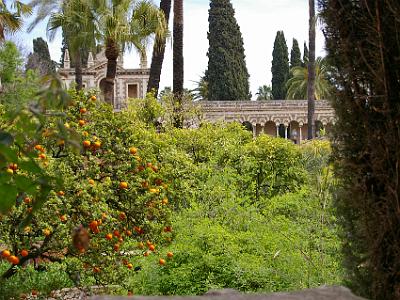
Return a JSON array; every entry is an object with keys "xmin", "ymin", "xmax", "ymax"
[
  {"xmin": 290, "ymin": 38, "xmax": 302, "ymax": 69},
  {"xmin": 0, "ymin": 87, "xmax": 342, "ymax": 297},
  {"xmin": 320, "ymin": 1, "xmax": 400, "ymax": 298},
  {"xmin": 271, "ymin": 31, "xmax": 289, "ymax": 100},
  {"xmin": 256, "ymin": 85, "xmax": 272, "ymax": 100},
  {"xmin": 0, "ymin": 41, "xmax": 23, "ymax": 84},
  {"xmin": 207, "ymin": 0, "xmax": 250, "ymax": 100},
  {"xmin": 286, "ymin": 57, "xmax": 333, "ymax": 100}
]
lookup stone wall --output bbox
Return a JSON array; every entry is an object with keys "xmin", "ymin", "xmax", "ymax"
[{"xmin": 91, "ymin": 287, "xmax": 365, "ymax": 300}]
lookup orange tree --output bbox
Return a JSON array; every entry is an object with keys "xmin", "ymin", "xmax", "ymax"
[{"xmin": 0, "ymin": 89, "xmax": 174, "ymax": 287}]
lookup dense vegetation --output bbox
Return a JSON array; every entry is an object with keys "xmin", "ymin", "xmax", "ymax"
[
  {"xmin": 0, "ymin": 41, "xmax": 342, "ymax": 297},
  {"xmin": 320, "ymin": 1, "xmax": 400, "ymax": 298}
]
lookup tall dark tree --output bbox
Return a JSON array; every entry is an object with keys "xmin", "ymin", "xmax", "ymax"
[
  {"xmin": 302, "ymin": 41, "xmax": 309, "ymax": 66},
  {"xmin": 26, "ymin": 37, "xmax": 56, "ymax": 75},
  {"xmin": 290, "ymin": 38, "xmax": 302, "ymax": 69},
  {"xmin": 173, "ymin": 0, "xmax": 184, "ymax": 128},
  {"xmin": 173, "ymin": 0, "xmax": 184, "ymax": 97},
  {"xmin": 147, "ymin": 0, "xmax": 171, "ymax": 97},
  {"xmin": 307, "ymin": 0, "xmax": 316, "ymax": 139},
  {"xmin": 207, "ymin": 0, "xmax": 250, "ymax": 100},
  {"xmin": 320, "ymin": 0, "xmax": 400, "ymax": 298},
  {"xmin": 271, "ymin": 31, "xmax": 289, "ymax": 99}
]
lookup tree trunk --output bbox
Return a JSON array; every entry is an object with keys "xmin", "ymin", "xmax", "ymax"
[
  {"xmin": 104, "ymin": 39, "xmax": 119, "ymax": 106},
  {"xmin": 307, "ymin": 0, "xmax": 316, "ymax": 139},
  {"xmin": 74, "ymin": 50, "xmax": 83, "ymax": 91},
  {"xmin": 173, "ymin": 0, "xmax": 184, "ymax": 128},
  {"xmin": 147, "ymin": 0, "xmax": 172, "ymax": 97}
]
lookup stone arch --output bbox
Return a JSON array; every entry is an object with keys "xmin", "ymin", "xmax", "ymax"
[
  {"xmin": 289, "ymin": 120, "xmax": 300, "ymax": 144},
  {"xmin": 264, "ymin": 121, "xmax": 276, "ymax": 137},
  {"xmin": 315, "ymin": 120, "xmax": 324, "ymax": 137},
  {"xmin": 242, "ymin": 121, "xmax": 253, "ymax": 132}
]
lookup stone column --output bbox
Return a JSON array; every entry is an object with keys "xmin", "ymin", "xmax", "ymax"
[
  {"xmin": 299, "ymin": 123, "xmax": 303, "ymax": 144},
  {"xmin": 252, "ymin": 124, "xmax": 257, "ymax": 138},
  {"xmin": 276, "ymin": 124, "xmax": 280, "ymax": 137},
  {"xmin": 284, "ymin": 124, "xmax": 288, "ymax": 139}
]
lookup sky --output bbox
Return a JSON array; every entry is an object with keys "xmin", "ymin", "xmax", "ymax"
[{"xmin": 19, "ymin": 0, "xmax": 325, "ymax": 99}]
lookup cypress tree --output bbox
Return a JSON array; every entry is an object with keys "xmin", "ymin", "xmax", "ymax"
[
  {"xmin": 271, "ymin": 31, "xmax": 289, "ymax": 99},
  {"xmin": 320, "ymin": 0, "xmax": 400, "ymax": 298},
  {"xmin": 290, "ymin": 38, "xmax": 302, "ymax": 69},
  {"xmin": 26, "ymin": 38, "xmax": 56, "ymax": 75},
  {"xmin": 207, "ymin": 0, "xmax": 250, "ymax": 100},
  {"xmin": 302, "ymin": 41, "xmax": 309, "ymax": 66}
]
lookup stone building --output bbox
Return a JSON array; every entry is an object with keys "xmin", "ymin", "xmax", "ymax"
[
  {"xmin": 199, "ymin": 100, "xmax": 335, "ymax": 144},
  {"xmin": 59, "ymin": 49, "xmax": 150, "ymax": 109}
]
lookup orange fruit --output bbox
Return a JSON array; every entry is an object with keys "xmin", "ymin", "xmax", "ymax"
[
  {"xmin": 57, "ymin": 139, "xmax": 65, "ymax": 146},
  {"xmin": 57, "ymin": 191, "xmax": 65, "ymax": 196},
  {"xmin": 43, "ymin": 229, "xmax": 51, "ymax": 237},
  {"xmin": 159, "ymin": 258, "xmax": 166, "ymax": 265},
  {"xmin": 167, "ymin": 251, "xmax": 174, "ymax": 258},
  {"xmin": 34, "ymin": 145, "xmax": 43, "ymax": 151},
  {"xmin": 143, "ymin": 251, "xmax": 150, "ymax": 257},
  {"xmin": 2, "ymin": 250, "xmax": 11, "ymax": 258},
  {"xmin": 8, "ymin": 255, "xmax": 19, "ymax": 265},
  {"xmin": 93, "ymin": 266, "xmax": 101, "ymax": 273},
  {"xmin": 149, "ymin": 244, "xmax": 155, "ymax": 251},
  {"xmin": 9, "ymin": 163, "xmax": 18, "ymax": 171},
  {"xmin": 113, "ymin": 230, "xmax": 121, "ymax": 238},
  {"xmin": 129, "ymin": 147, "xmax": 137, "ymax": 155},
  {"xmin": 80, "ymin": 108, "xmax": 87, "ymax": 114},
  {"xmin": 23, "ymin": 197, "xmax": 31, "ymax": 204},
  {"xmin": 78, "ymin": 120, "xmax": 86, "ymax": 127},
  {"xmin": 119, "ymin": 182, "xmax": 128, "ymax": 190},
  {"xmin": 163, "ymin": 226, "xmax": 172, "ymax": 233},
  {"xmin": 83, "ymin": 140, "xmax": 91, "ymax": 148},
  {"xmin": 125, "ymin": 230, "xmax": 132, "ymax": 236},
  {"xmin": 93, "ymin": 141, "xmax": 101, "ymax": 149},
  {"xmin": 91, "ymin": 95, "xmax": 97, "ymax": 101},
  {"xmin": 60, "ymin": 215, "xmax": 67, "ymax": 222},
  {"xmin": 162, "ymin": 198, "xmax": 169, "ymax": 205},
  {"xmin": 127, "ymin": 263, "xmax": 133, "ymax": 269},
  {"xmin": 20, "ymin": 249, "xmax": 29, "ymax": 257},
  {"xmin": 105, "ymin": 233, "xmax": 113, "ymax": 240},
  {"xmin": 113, "ymin": 244, "xmax": 120, "ymax": 252},
  {"xmin": 88, "ymin": 179, "xmax": 95, "ymax": 185}
]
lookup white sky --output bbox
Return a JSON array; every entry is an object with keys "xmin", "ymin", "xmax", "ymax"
[{"xmin": 19, "ymin": 0, "xmax": 325, "ymax": 99}]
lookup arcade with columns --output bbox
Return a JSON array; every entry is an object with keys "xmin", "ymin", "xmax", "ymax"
[{"xmin": 198, "ymin": 100, "xmax": 335, "ymax": 143}]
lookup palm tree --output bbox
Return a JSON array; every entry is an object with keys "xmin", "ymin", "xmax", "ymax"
[
  {"xmin": 173, "ymin": 0, "xmax": 183, "ymax": 127},
  {"xmin": 191, "ymin": 74, "xmax": 208, "ymax": 100},
  {"xmin": 256, "ymin": 85, "xmax": 272, "ymax": 100},
  {"xmin": 47, "ymin": 0, "xmax": 98, "ymax": 90},
  {"xmin": 96, "ymin": 0, "xmax": 167, "ymax": 104},
  {"xmin": 0, "ymin": 1, "xmax": 31, "ymax": 41},
  {"xmin": 286, "ymin": 57, "xmax": 332, "ymax": 100},
  {"xmin": 147, "ymin": 0, "xmax": 171, "ymax": 97},
  {"xmin": 307, "ymin": 0, "xmax": 316, "ymax": 139}
]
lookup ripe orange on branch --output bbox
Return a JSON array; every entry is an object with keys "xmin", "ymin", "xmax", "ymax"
[
  {"xmin": 129, "ymin": 147, "xmax": 138, "ymax": 155},
  {"xmin": 20, "ymin": 250, "xmax": 29, "ymax": 257},
  {"xmin": 119, "ymin": 182, "xmax": 128, "ymax": 190},
  {"xmin": 2, "ymin": 250, "xmax": 11, "ymax": 258},
  {"xmin": 8, "ymin": 255, "xmax": 19, "ymax": 265}
]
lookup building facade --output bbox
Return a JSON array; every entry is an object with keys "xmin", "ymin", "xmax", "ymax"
[
  {"xmin": 199, "ymin": 100, "xmax": 335, "ymax": 143},
  {"xmin": 59, "ymin": 49, "xmax": 150, "ymax": 109}
]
